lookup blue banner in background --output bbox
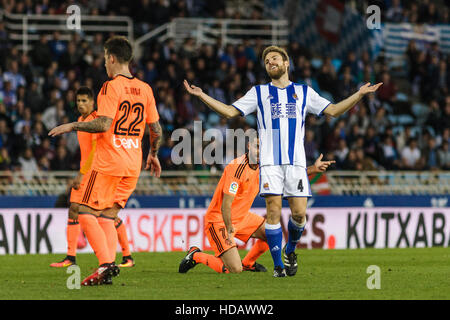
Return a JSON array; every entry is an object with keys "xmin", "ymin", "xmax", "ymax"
[{"xmin": 0, "ymin": 195, "xmax": 447, "ymax": 208}]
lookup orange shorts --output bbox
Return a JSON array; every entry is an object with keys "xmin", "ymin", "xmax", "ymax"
[
  {"xmin": 77, "ymin": 169, "xmax": 138, "ymax": 210},
  {"xmin": 70, "ymin": 184, "xmax": 82, "ymax": 205},
  {"xmin": 70, "ymin": 172, "xmax": 88, "ymax": 204},
  {"xmin": 205, "ymin": 212, "xmax": 265, "ymax": 257}
]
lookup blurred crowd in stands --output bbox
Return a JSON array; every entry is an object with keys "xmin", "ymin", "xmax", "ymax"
[{"xmin": 0, "ymin": 0, "xmax": 449, "ymax": 181}]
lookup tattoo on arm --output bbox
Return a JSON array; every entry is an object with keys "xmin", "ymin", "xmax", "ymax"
[
  {"xmin": 149, "ymin": 121, "xmax": 162, "ymax": 156},
  {"xmin": 72, "ymin": 116, "xmax": 112, "ymax": 133}
]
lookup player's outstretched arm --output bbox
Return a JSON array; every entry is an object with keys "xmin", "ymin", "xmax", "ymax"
[
  {"xmin": 183, "ymin": 79, "xmax": 240, "ymax": 119},
  {"xmin": 323, "ymin": 82, "xmax": 383, "ymax": 118},
  {"xmin": 48, "ymin": 116, "xmax": 113, "ymax": 136},
  {"xmin": 307, "ymin": 153, "xmax": 336, "ymax": 175}
]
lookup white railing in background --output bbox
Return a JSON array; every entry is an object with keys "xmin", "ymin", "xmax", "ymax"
[
  {"xmin": 133, "ymin": 17, "xmax": 288, "ymax": 60},
  {"xmin": 0, "ymin": 9, "xmax": 133, "ymax": 52},
  {"xmin": 0, "ymin": 170, "xmax": 448, "ymax": 196},
  {"xmin": 326, "ymin": 171, "xmax": 450, "ymax": 196},
  {"xmin": 1, "ymin": 10, "xmax": 288, "ymax": 61}
]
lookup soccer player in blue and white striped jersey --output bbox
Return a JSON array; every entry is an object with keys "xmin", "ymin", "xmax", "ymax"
[{"xmin": 184, "ymin": 45, "xmax": 382, "ymax": 277}]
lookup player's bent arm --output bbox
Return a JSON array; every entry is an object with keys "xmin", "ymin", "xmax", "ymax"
[
  {"xmin": 149, "ymin": 121, "xmax": 162, "ymax": 156},
  {"xmin": 323, "ymin": 82, "xmax": 383, "ymax": 118},
  {"xmin": 73, "ymin": 116, "xmax": 113, "ymax": 133},
  {"xmin": 198, "ymin": 92, "xmax": 241, "ymax": 119},
  {"xmin": 323, "ymin": 96, "xmax": 361, "ymax": 118},
  {"xmin": 221, "ymin": 193, "xmax": 235, "ymax": 235}
]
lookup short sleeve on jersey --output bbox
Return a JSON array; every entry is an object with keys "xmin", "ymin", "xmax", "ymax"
[
  {"xmin": 232, "ymin": 86, "xmax": 257, "ymax": 116},
  {"xmin": 97, "ymin": 81, "xmax": 119, "ymax": 119},
  {"xmin": 306, "ymin": 86, "xmax": 331, "ymax": 116},
  {"xmin": 145, "ymin": 84, "xmax": 159, "ymax": 123}
]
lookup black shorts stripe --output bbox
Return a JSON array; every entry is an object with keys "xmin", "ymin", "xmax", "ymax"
[
  {"xmin": 81, "ymin": 173, "xmax": 95, "ymax": 204},
  {"xmin": 67, "ymin": 221, "xmax": 79, "ymax": 225},
  {"xmin": 210, "ymin": 227, "xmax": 223, "ymax": 252},
  {"xmin": 82, "ymin": 170, "xmax": 97, "ymax": 204},
  {"xmin": 82, "ymin": 171, "xmax": 95, "ymax": 203},
  {"xmin": 209, "ymin": 225, "xmax": 223, "ymax": 253},
  {"xmin": 86, "ymin": 170, "xmax": 98, "ymax": 202},
  {"xmin": 115, "ymin": 218, "xmax": 123, "ymax": 229}
]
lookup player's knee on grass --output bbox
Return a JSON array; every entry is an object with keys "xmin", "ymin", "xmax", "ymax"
[
  {"xmin": 221, "ymin": 249, "xmax": 243, "ymax": 273},
  {"xmin": 68, "ymin": 203, "xmax": 80, "ymax": 220},
  {"xmin": 226, "ymin": 262, "xmax": 243, "ymax": 274}
]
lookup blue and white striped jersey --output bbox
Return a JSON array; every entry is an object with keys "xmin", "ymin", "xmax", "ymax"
[{"xmin": 232, "ymin": 82, "xmax": 331, "ymax": 167}]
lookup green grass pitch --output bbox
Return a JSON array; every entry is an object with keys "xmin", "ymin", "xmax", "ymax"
[{"xmin": 1, "ymin": 247, "xmax": 449, "ymax": 300}]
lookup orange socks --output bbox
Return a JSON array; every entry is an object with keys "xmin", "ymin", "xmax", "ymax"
[
  {"xmin": 193, "ymin": 252, "xmax": 228, "ymax": 273},
  {"xmin": 73, "ymin": 214, "xmax": 130, "ymax": 265},
  {"xmin": 191, "ymin": 240, "xmax": 269, "ymax": 273},
  {"xmin": 98, "ymin": 216, "xmax": 118, "ymax": 263},
  {"xmin": 78, "ymin": 213, "xmax": 112, "ymax": 265},
  {"xmin": 66, "ymin": 219, "xmax": 80, "ymax": 257},
  {"xmin": 115, "ymin": 218, "xmax": 131, "ymax": 257},
  {"xmin": 242, "ymin": 239, "xmax": 269, "ymax": 267}
]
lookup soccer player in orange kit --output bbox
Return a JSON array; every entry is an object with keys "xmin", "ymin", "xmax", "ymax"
[
  {"xmin": 49, "ymin": 86, "xmax": 135, "ymax": 269},
  {"xmin": 49, "ymin": 36, "xmax": 162, "ymax": 285},
  {"xmin": 179, "ymin": 135, "xmax": 334, "ymax": 274}
]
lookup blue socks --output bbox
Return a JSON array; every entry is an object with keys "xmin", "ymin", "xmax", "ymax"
[
  {"xmin": 286, "ymin": 216, "xmax": 306, "ymax": 254},
  {"xmin": 265, "ymin": 223, "xmax": 284, "ymax": 268}
]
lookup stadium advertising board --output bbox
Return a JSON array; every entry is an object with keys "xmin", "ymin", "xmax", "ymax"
[{"xmin": 0, "ymin": 208, "xmax": 449, "ymax": 254}]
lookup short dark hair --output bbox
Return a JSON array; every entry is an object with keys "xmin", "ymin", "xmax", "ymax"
[
  {"xmin": 76, "ymin": 86, "xmax": 94, "ymax": 100},
  {"xmin": 104, "ymin": 36, "xmax": 132, "ymax": 63}
]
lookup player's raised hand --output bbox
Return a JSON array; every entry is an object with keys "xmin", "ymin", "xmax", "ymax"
[
  {"xmin": 359, "ymin": 82, "xmax": 383, "ymax": 95},
  {"xmin": 48, "ymin": 123, "xmax": 75, "ymax": 137},
  {"xmin": 183, "ymin": 79, "xmax": 203, "ymax": 97},
  {"xmin": 314, "ymin": 153, "xmax": 336, "ymax": 173},
  {"xmin": 145, "ymin": 153, "xmax": 162, "ymax": 178}
]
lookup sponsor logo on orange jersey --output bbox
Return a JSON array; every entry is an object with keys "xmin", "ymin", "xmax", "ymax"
[
  {"xmin": 113, "ymin": 136, "xmax": 139, "ymax": 149},
  {"xmin": 229, "ymin": 182, "xmax": 239, "ymax": 194}
]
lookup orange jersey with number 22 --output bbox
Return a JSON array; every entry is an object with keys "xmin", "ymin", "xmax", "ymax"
[{"xmin": 94, "ymin": 74, "xmax": 159, "ymax": 177}]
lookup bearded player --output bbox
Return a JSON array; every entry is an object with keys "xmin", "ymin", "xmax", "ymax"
[
  {"xmin": 179, "ymin": 135, "xmax": 334, "ymax": 274},
  {"xmin": 184, "ymin": 45, "xmax": 381, "ymax": 277}
]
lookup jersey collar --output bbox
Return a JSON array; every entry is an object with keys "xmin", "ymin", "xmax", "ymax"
[
  {"xmin": 269, "ymin": 81, "xmax": 292, "ymax": 89},
  {"xmin": 114, "ymin": 74, "xmax": 135, "ymax": 80}
]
